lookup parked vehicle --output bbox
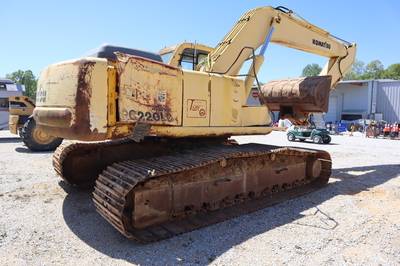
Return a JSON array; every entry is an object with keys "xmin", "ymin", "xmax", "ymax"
[
  {"xmin": 287, "ymin": 113, "xmax": 331, "ymax": 144},
  {"xmin": 9, "ymin": 95, "xmax": 63, "ymax": 151},
  {"xmin": 0, "ymin": 79, "xmax": 24, "ymax": 130}
]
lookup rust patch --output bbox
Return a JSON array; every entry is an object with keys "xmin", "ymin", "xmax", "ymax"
[
  {"xmin": 108, "ymin": 124, "xmax": 135, "ymax": 140},
  {"xmin": 72, "ymin": 59, "xmax": 97, "ymax": 139}
]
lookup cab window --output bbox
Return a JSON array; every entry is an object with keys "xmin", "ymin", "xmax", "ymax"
[{"xmin": 179, "ymin": 48, "xmax": 209, "ymax": 70}]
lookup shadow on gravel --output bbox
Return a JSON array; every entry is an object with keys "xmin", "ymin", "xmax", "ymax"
[
  {"xmin": 61, "ymin": 164, "xmax": 399, "ymax": 266},
  {"xmin": 0, "ymin": 138, "xmax": 53, "ymax": 154},
  {"xmin": 0, "ymin": 137, "xmax": 21, "ymax": 143},
  {"xmin": 295, "ymin": 141, "xmax": 341, "ymax": 146},
  {"xmin": 13, "ymin": 147, "xmax": 54, "ymax": 154}
]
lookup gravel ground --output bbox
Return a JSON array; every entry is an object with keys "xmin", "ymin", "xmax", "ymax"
[{"xmin": 0, "ymin": 129, "xmax": 399, "ymax": 266}]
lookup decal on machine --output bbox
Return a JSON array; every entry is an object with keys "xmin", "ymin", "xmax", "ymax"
[
  {"xmin": 312, "ymin": 39, "xmax": 331, "ymax": 49},
  {"xmin": 122, "ymin": 107, "xmax": 174, "ymax": 123},
  {"xmin": 125, "ymin": 85, "xmax": 137, "ymax": 99},
  {"xmin": 252, "ymin": 89, "xmax": 259, "ymax": 99},
  {"xmin": 37, "ymin": 87, "xmax": 47, "ymax": 103},
  {"xmin": 187, "ymin": 99, "xmax": 207, "ymax": 118},
  {"xmin": 157, "ymin": 89, "xmax": 166, "ymax": 104}
]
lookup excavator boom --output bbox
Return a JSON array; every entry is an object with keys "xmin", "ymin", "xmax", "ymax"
[
  {"xmin": 196, "ymin": 6, "xmax": 356, "ymax": 124},
  {"xmin": 202, "ymin": 6, "xmax": 356, "ymax": 91}
]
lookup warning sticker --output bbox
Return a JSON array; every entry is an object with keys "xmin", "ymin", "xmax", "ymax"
[
  {"xmin": 187, "ymin": 99, "xmax": 207, "ymax": 118},
  {"xmin": 252, "ymin": 89, "xmax": 259, "ymax": 99},
  {"xmin": 158, "ymin": 89, "xmax": 166, "ymax": 104}
]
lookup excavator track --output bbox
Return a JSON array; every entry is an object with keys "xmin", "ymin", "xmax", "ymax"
[
  {"xmin": 53, "ymin": 138, "xmax": 137, "ymax": 187},
  {"xmin": 93, "ymin": 143, "xmax": 331, "ymax": 243},
  {"xmin": 53, "ymin": 137, "xmax": 231, "ymax": 187}
]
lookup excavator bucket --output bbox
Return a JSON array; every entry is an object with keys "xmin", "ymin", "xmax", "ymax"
[{"xmin": 260, "ymin": 75, "xmax": 332, "ymax": 123}]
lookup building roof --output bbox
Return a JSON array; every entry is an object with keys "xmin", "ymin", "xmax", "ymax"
[
  {"xmin": 0, "ymin": 79, "xmax": 14, "ymax": 84},
  {"xmin": 338, "ymin": 79, "xmax": 397, "ymax": 84}
]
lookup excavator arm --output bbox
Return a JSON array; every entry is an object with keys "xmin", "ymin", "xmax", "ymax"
[
  {"xmin": 199, "ymin": 6, "xmax": 356, "ymax": 124},
  {"xmin": 201, "ymin": 5, "xmax": 356, "ymax": 90}
]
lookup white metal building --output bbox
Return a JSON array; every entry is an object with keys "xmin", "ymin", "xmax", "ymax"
[{"xmin": 323, "ymin": 79, "xmax": 400, "ymax": 124}]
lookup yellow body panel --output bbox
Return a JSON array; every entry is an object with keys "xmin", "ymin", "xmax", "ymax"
[
  {"xmin": 182, "ymin": 71, "xmax": 210, "ymax": 127},
  {"xmin": 242, "ymin": 106, "xmax": 271, "ymax": 126},
  {"xmin": 117, "ymin": 53, "xmax": 183, "ymax": 126},
  {"xmin": 209, "ymin": 74, "xmax": 243, "ymax": 127},
  {"xmin": 180, "ymin": 70, "xmax": 270, "ymax": 128},
  {"xmin": 9, "ymin": 114, "xmax": 19, "ymax": 134}
]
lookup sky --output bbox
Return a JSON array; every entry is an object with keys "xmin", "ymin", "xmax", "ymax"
[{"xmin": 1, "ymin": 0, "xmax": 399, "ymax": 83}]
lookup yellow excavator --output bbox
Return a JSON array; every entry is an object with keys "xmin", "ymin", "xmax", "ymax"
[{"xmin": 33, "ymin": 6, "xmax": 356, "ymax": 243}]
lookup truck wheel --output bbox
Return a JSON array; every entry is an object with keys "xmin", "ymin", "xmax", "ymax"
[
  {"xmin": 323, "ymin": 135, "xmax": 331, "ymax": 144},
  {"xmin": 21, "ymin": 116, "xmax": 63, "ymax": 151},
  {"xmin": 287, "ymin": 133, "xmax": 296, "ymax": 142},
  {"xmin": 312, "ymin": 135, "xmax": 322, "ymax": 144}
]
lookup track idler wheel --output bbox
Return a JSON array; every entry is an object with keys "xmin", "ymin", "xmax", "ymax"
[{"xmin": 306, "ymin": 157, "xmax": 322, "ymax": 179}]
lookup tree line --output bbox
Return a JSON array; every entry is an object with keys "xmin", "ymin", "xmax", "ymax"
[{"xmin": 301, "ymin": 60, "xmax": 400, "ymax": 80}]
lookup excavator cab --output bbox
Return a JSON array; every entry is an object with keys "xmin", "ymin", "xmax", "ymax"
[{"xmin": 159, "ymin": 43, "xmax": 212, "ymax": 70}]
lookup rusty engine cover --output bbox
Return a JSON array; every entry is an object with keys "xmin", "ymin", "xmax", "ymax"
[
  {"xmin": 259, "ymin": 75, "xmax": 332, "ymax": 122},
  {"xmin": 34, "ymin": 58, "xmax": 110, "ymax": 141}
]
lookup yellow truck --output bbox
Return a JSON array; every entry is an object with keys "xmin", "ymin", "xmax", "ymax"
[
  {"xmin": 9, "ymin": 95, "xmax": 63, "ymax": 151},
  {"xmin": 33, "ymin": 5, "xmax": 356, "ymax": 242}
]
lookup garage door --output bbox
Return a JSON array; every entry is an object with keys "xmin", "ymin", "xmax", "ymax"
[{"xmin": 323, "ymin": 96, "xmax": 338, "ymax": 123}]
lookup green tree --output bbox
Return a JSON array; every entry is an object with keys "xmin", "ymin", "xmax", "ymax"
[
  {"xmin": 382, "ymin": 63, "xmax": 400, "ymax": 80},
  {"xmin": 303, "ymin": 59, "xmax": 400, "ymax": 81},
  {"xmin": 350, "ymin": 59, "xmax": 365, "ymax": 77},
  {"xmin": 343, "ymin": 69, "xmax": 359, "ymax": 81},
  {"xmin": 5, "ymin": 70, "xmax": 37, "ymax": 98},
  {"xmin": 301, "ymin": 63, "xmax": 322, "ymax": 77},
  {"xmin": 361, "ymin": 60, "xmax": 385, "ymax": 79}
]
